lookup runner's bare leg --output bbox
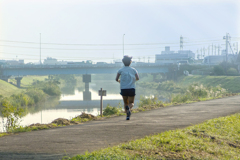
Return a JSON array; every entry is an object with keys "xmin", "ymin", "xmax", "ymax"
[
  {"xmin": 128, "ymin": 96, "xmax": 135, "ymax": 111},
  {"xmin": 122, "ymin": 96, "xmax": 129, "ymax": 113}
]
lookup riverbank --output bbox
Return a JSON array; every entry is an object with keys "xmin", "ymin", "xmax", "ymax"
[
  {"xmin": 0, "ymin": 88, "xmax": 237, "ymax": 137},
  {"xmin": 0, "ymin": 77, "xmax": 61, "ymax": 132}
]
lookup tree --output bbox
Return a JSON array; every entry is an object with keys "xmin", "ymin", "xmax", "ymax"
[{"xmin": 213, "ymin": 65, "xmax": 225, "ymax": 75}]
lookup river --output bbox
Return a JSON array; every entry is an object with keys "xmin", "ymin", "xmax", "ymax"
[{"xmin": 1, "ymin": 79, "xmax": 162, "ymax": 132}]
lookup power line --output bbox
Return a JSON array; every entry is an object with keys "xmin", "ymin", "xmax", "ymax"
[{"xmin": 0, "ymin": 38, "xmax": 232, "ymax": 46}]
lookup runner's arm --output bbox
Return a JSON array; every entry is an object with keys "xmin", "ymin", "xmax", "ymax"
[
  {"xmin": 135, "ymin": 73, "xmax": 139, "ymax": 81},
  {"xmin": 115, "ymin": 73, "xmax": 120, "ymax": 83}
]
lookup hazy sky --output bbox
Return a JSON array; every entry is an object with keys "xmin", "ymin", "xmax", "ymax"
[{"xmin": 0, "ymin": 0, "xmax": 239, "ymax": 63}]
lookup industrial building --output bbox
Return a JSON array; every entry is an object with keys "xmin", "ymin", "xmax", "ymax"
[
  {"xmin": 203, "ymin": 50, "xmax": 238, "ymax": 64},
  {"xmin": 155, "ymin": 46, "xmax": 195, "ymax": 64}
]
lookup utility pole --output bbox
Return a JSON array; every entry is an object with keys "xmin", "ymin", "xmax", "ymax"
[
  {"xmin": 200, "ymin": 48, "xmax": 203, "ymax": 59},
  {"xmin": 123, "ymin": 34, "xmax": 125, "ymax": 57},
  {"xmin": 180, "ymin": 35, "xmax": 183, "ymax": 50},
  {"xmin": 203, "ymin": 47, "xmax": 206, "ymax": 58},
  {"xmin": 237, "ymin": 42, "xmax": 239, "ymax": 55},
  {"xmin": 40, "ymin": 33, "xmax": 42, "ymax": 65},
  {"xmin": 214, "ymin": 45, "xmax": 217, "ymax": 55},
  {"xmin": 218, "ymin": 45, "xmax": 221, "ymax": 55},
  {"xmin": 196, "ymin": 49, "xmax": 199, "ymax": 59},
  {"xmin": 234, "ymin": 42, "xmax": 238, "ymax": 54},
  {"xmin": 208, "ymin": 45, "xmax": 210, "ymax": 56},
  {"xmin": 212, "ymin": 43, "xmax": 213, "ymax": 55}
]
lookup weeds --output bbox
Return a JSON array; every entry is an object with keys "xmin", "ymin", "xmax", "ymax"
[
  {"xmin": 103, "ymin": 102, "xmax": 123, "ymax": 116},
  {"xmin": 171, "ymin": 83, "xmax": 229, "ymax": 103},
  {"xmin": 138, "ymin": 95, "xmax": 163, "ymax": 108}
]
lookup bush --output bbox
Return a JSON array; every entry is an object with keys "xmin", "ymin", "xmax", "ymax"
[
  {"xmin": 227, "ymin": 68, "xmax": 239, "ymax": 76},
  {"xmin": 138, "ymin": 96, "xmax": 162, "ymax": 108},
  {"xmin": 10, "ymin": 93, "xmax": 32, "ymax": 106},
  {"xmin": 103, "ymin": 105, "xmax": 122, "ymax": 116},
  {"xmin": 25, "ymin": 88, "xmax": 46, "ymax": 104},
  {"xmin": 32, "ymin": 81, "xmax": 61, "ymax": 96},
  {"xmin": 42, "ymin": 82, "xmax": 61, "ymax": 96},
  {"xmin": 213, "ymin": 65, "xmax": 225, "ymax": 75},
  {"xmin": 0, "ymin": 98, "xmax": 24, "ymax": 132}
]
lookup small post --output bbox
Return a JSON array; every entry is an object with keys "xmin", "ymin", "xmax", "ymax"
[
  {"xmin": 100, "ymin": 88, "xmax": 103, "ymax": 116},
  {"xmin": 99, "ymin": 88, "xmax": 107, "ymax": 117}
]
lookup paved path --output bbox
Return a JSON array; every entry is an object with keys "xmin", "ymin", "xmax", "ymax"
[{"xmin": 0, "ymin": 96, "xmax": 240, "ymax": 160}]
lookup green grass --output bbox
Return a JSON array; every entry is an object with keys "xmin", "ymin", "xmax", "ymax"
[
  {"xmin": 66, "ymin": 113, "xmax": 240, "ymax": 160},
  {"xmin": 9, "ymin": 76, "xmax": 47, "ymax": 88},
  {"xmin": 180, "ymin": 76, "xmax": 240, "ymax": 93},
  {"xmin": 0, "ymin": 80, "xmax": 22, "ymax": 97},
  {"xmin": 0, "ymin": 76, "xmax": 48, "ymax": 97}
]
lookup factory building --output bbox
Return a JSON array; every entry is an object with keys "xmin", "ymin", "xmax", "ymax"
[
  {"xmin": 203, "ymin": 49, "xmax": 238, "ymax": 64},
  {"xmin": 155, "ymin": 46, "xmax": 195, "ymax": 64}
]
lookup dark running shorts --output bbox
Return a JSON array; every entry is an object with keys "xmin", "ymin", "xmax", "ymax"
[{"xmin": 120, "ymin": 88, "xmax": 136, "ymax": 96}]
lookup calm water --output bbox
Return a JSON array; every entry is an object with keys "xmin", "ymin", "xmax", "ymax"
[{"xmin": 1, "ymin": 80, "xmax": 159, "ymax": 132}]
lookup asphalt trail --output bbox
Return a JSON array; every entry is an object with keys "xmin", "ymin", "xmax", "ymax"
[{"xmin": 0, "ymin": 96, "xmax": 240, "ymax": 160}]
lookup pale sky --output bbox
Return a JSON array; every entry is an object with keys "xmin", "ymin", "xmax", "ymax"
[{"xmin": 0, "ymin": 0, "xmax": 239, "ymax": 63}]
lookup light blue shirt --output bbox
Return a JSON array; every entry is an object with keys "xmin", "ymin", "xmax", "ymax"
[{"xmin": 118, "ymin": 66, "xmax": 138, "ymax": 89}]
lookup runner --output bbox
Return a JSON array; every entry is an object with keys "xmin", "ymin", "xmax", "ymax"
[{"xmin": 115, "ymin": 55, "xmax": 139, "ymax": 120}]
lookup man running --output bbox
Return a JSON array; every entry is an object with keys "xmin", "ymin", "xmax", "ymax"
[{"xmin": 115, "ymin": 55, "xmax": 139, "ymax": 120}]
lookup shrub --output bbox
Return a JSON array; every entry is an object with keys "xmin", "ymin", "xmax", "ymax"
[
  {"xmin": 213, "ymin": 65, "xmax": 225, "ymax": 75},
  {"xmin": 138, "ymin": 95, "xmax": 162, "ymax": 108},
  {"xmin": 32, "ymin": 81, "xmax": 61, "ymax": 96},
  {"xmin": 10, "ymin": 93, "xmax": 32, "ymax": 106},
  {"xmin": 227, "ymin": 68, "xmax": 239, "ymax": 76},
  {"xmin": 103, "ymin": 104, "xmax": 122, "ymax": 116},
  {"xmin": 25, "ymin": 88, "xmax": 46, "ymax": 104},
  {"xmin": 0, "ymin": 98, "xmax": 24, "ymax": 132}
]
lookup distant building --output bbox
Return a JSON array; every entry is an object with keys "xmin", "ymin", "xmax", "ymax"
[
  {"xmin": 0, "ymin": 59, "xmax": 24, "ymax": 65},
  {"xmin": 43, "ymin": 57, "xmax": 68, "ymax": 65},
  {"xmin": 203, "ymin": 49, "xmax": 238, "ymax": 64},
  {"xmin": 155, "ymin": 46, "xmax": 195, "ymax": 64},
  {"xmin": 44, "ymin": 57, "xmax": 58, "ymax": 65}
]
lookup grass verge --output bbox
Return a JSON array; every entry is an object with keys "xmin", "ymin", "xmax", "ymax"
[
  {"xmin": 65, "ymin": 113, "xmax": 240, "ymax": 160},
  {"xmin": 180, "ymin": 76, "xmax": 240, "ymax": 93},
  {"xmin": 0, "ymin": 76, "xmax": 48, "ymax": 97}
]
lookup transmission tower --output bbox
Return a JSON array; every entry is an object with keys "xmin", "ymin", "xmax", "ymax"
[
  {"xmin": 214, "ymin": 45, "xmax": 217, "ymax": 55},
  {"xmin": 196, "ymin": 49, "xmax": 199, "ymax": 59},
  {"xmin": 208, "ymin": 45, "xmax": 210, "ymax": 56},
  {"xmin": 212, "ymin": 43, "xmax": 213, "ymax": 55},
  {"xmin": 218, "ymin": 45, "xmax": 221, "ymax": 55},
  {"xmin": 203, "ymin": 47, "xmax": 206, "ymax": 58},
  {"xmin": 223, "ymin": 33, "xmax": 230, "ymax": 62},
  {"xmin": 180, "ymin": 35, "xmax": 183, "ymax": 50}
]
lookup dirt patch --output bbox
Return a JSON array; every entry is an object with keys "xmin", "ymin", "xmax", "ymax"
[
  {"xmin": 29, "ymin": 123, "xmax": 56, "ymax": 129},
  {"xmin": 76, "ymin": 113, "xmax": 96, "ymax": 119},
  {"xmin": 27, "ymin": 114, "xmax": 95, "ymax": 129},
  {"xmin": 29, "ymin": 118, "xmax": 81, "ymax": 128},
  {"xmin": 52, "ymin": 118, "xmax": 71, "ymax": 125}
]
